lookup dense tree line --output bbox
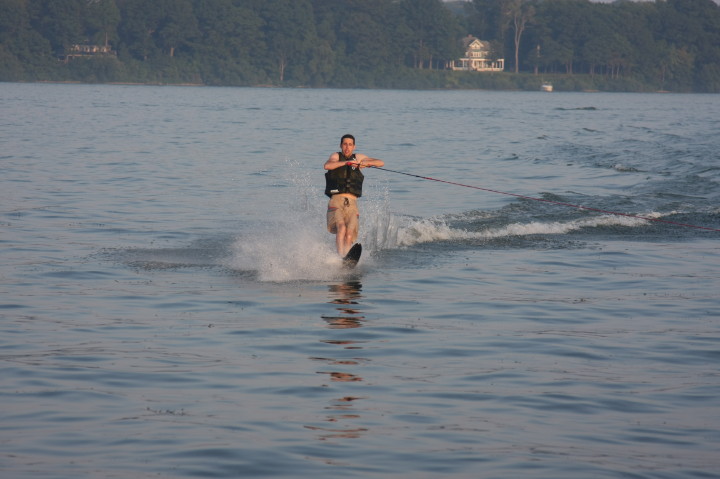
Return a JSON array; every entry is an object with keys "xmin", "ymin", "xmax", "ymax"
[
  {"xmin": 463, "ymin": 0, "xmax": 720, "ymax": 92},
  {"xmin": 1, "ymin": 0, "xmax": 719, "ymax": 92}
]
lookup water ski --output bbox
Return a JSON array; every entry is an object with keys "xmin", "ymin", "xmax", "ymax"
[{"xmin": 342, "ymin": 243, "xmax": 362, "ymax": 269}]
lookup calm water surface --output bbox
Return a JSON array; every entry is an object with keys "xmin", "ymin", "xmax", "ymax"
[{"xmin": 1, "ymin": 83, "xmax": 719, "ymax": 478}]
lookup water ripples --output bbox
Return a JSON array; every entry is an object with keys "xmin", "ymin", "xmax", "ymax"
[{"xmin": 1, "ymin": 84, "xmax": 719, "ymax": 478}]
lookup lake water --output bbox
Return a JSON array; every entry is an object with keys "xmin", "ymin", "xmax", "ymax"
[{"xmin": 1, "ymin": 83, "xmax": 719, "ymax": 478}]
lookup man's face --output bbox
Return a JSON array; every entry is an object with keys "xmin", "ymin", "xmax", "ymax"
[{"xmin": 341, "ymin": 138, "xmax": 355, "ymax": 158}]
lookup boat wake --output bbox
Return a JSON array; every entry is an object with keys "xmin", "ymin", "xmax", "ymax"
[
  {"xmin": 393, "ymin": 212, "xmax": 656, "ymax": 247},
  {"xmin": 114, "ymin": 156, "xmax": 715, "ymax": 281}
]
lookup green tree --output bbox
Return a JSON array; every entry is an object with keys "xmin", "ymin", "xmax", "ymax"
[
  {"xmin": 28, "ymin": 0, "xmax": 84, "ymax": 54},
  {"xmin": 117, "ymin": 0, "xmax": 162, "ymax": 60},
  {"xmin": 84, "ymin": 0, "xmax": 120, "ymax": 47},
  {"xmin": 663, "ymin": 45, "xmax": 696, "ymax": 92},
  {"xmin": 259, "ymin": 0, "xmax": 318, "ymax": 84},
  {"xmin": 534, "ymin": 0, "xmax": 599, "ymax": 75},
  {"xmin": 506, "ymin": 0, "xmax": 534, "ymax": 73},
  {"xmin": 117, "ymin": 0, "xmax": 197, "ymax": 60},
  {"xmin": 312, "ymin": 0, "xmax": 400, "ymax": 86},
  {"xmin": 696, "ymin": 63, "xmax": 720, "ymax": 93},
  {"xmin": 0, "ymin": 0, "xmax": 54, "ymax": 79},
  {"xmin": 610, "ymin": 1, "xmax": 656, "ymax": 81},
  {"xmin": 155, "ymin": 0, "xmax": 198, "ymax": 58},
  {"xmin": 604, "ymin": 32, "xmax": 633, "ymax": 79},
  {"xmin": 658, "ymin": 0, "xmax": 720, "ymax": 91},
  {"xmin": 192, "ymin": 0, "xmax": 266, "ymax": 85},
  {"xmin": 308, "ymin": 0, "xmax": 340, "ymax": 85},
  {"xmin": 396, "ymin": 0, "xmax": 463, "ymax": 69},
  {"xmin": 469, "ymin": 0, "xmax": 509, "ymax": 44}
]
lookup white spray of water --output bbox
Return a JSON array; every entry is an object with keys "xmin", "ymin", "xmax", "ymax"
[
  {"xmin": 396, "ymin": 212, "xmax": 657, "ymax": 246},
  {"xmin": 230, "ymin": 216, "xmax": 343, "ymax": 282},
  {"xmin": 228, "ymin": 161, "xmax": 399, "ymax": 282}
]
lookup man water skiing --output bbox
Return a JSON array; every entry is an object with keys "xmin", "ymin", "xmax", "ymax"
[{"xmin": 324, "ymin": 134, "xmax": 385, "ymax": 259}]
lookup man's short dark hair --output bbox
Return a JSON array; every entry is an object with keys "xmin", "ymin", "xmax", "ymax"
[{"xmin": 341, "ymin": 134, "xmax": 355, "ymax": 144}]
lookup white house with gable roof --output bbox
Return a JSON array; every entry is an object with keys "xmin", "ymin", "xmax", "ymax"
[{"xmin": 448, "ymin": 35, "xmax": 504, "ymax": 72}]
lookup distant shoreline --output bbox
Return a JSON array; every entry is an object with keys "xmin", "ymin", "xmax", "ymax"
[{"xmin": 9, "ymin": 79, "xmax": 700, "ymax": 94}]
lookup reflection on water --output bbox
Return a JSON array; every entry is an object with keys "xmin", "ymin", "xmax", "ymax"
[
  {"xmin": 307, "ymin": 281, "xmax": 370, "ymax": 440},
  {"xmin": 319, "ymin": 339, "xmax": 367, "ymax": 349},
  {"xmin": 321, "ymin": 281, "xmax": 365, "ymax": 329},
  {"xmin": 318, "ymin": 371, "xmax": 363, "ymax": 382}
]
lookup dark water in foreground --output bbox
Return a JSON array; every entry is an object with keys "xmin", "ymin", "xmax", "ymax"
[{"xmin": 1, "ymin": 83, "xmax": 719, "ymax": 478}]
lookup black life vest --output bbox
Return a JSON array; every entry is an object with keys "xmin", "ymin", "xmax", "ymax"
[{"xmin": 324, "ymin": 152, "xmax": 364, "ymax": 198}]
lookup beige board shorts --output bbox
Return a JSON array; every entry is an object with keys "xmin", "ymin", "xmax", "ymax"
[{"xmin": 326, "ymin": 195, "xmax": 359, "ymax": 242}]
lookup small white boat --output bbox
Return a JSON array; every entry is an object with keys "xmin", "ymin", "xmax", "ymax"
[{"xmin": 541, "ymin": 82, "xmax": 553, "ymax": 92}]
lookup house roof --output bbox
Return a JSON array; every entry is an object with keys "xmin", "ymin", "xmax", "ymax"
[
  {"xmin": 461, "ymin": 35, "xmax": 488, "ymax": 50},
  {"xmin": 461, "ymin": 35, "xmax": 478, "ymax": 48}
]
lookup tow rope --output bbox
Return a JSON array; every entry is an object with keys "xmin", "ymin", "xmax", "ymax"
[{"xmin": 370, "ymin": 166, "xmax": 720, "ymax": 233}]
